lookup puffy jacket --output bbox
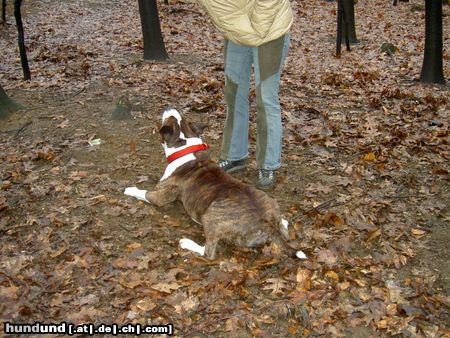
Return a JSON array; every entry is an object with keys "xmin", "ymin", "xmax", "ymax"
[{"xmin": 197, "ymin": 0, "xmax": 293, "ymax": 47}]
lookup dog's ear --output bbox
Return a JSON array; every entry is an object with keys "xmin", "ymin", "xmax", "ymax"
[{"xmin": 188, "ymin": 122, "xmax": 207, "ymax": 136}]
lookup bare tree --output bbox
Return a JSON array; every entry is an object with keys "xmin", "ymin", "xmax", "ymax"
[
  {"xmin": 14, "ymin": 0, "xmax": 30, "ymax": 80},
  {"xmin": 138, "ymin": 0, "xmax": 168, "ymax": 61},
  {"xmin": 336, "ymin": 0, "xmax": 350, "ymax": 56},
  {"xmin": 341, "ymin": 0, "xmax": 358, "ymax": 44},
  {"xmin": 420, "ymin": 0, "xmax": 445, "ymax": 84}
]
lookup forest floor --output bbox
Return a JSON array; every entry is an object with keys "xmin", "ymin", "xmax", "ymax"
[{"xmin": 0, "ymin": 0, "xmax": 449, "ymax": 336}]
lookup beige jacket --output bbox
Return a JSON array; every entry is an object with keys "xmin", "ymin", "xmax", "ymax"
[{"xmin": 197, "ymin": 0, "xmax": 293, "ymax": 47}]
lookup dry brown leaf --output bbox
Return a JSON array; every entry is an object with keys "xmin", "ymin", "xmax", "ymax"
[
  {"xmin": 151, "ymin": 282, "xmax": 182, "ymax": 294},
  {"xmin": 296, "ymin": 268, "xmax": 313, "ymax": 291},
  {"xmin": 126, "ymin": 242, "xmax": 142, "ymax": 252},
  {"xmin": 263, "ymin": 277, "xmax": 289, "ymax": 296},
  {"xmin": 362, "ymin": 152, "xmax": 376, "ymax": 161},
  {"xmin": 225, "ymin": 317, "xmax": 239, "ymax": 332},
  {"xmin": 316, "ymin": 248, "xmax": 339, "ymax": 266},
  {"xmin": 119, "ymin": 272, "xmax": 143, "ymax": 289},
  {"xmin": 411, "ymin": 229, "xmax": 426, "ymax": 238},
  {"xmin": 367, "ymin": 228, "xmax": 381, "ymax": 241},
  {"xmin": 324, "ymin": 270, "xmax": 339, "ymax": 282},
  {"xmin": 338, "ymin": 281, "xmax": 350, "ymax": 291},
  {"xmin": 131, "ymin": 299, "xmax": 157, "ymax": 313},
  {"xmin": 174, "ymin": 295, "xmax": 198, "ymax": 313}
]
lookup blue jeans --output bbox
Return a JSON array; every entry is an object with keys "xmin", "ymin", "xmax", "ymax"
[{"xmin": 220, "ymin": 34, "xmax": 290, "ymax": 170}]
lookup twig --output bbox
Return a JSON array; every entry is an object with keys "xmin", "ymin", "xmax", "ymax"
[
  {"xmin": 64, "ymin": 86, "xmax": 86, "ymax": 100},
  {"xmin": 1, "ymin": 121, "xmax": 32, "ymax": 136},
  {"xmin": 115, "ymin": 223, "xmax": 130, "ymax": 232},
  {"xmin": 13, "ymin": 120, "xmax": 32, "ymax": 137},
  {"xmin": 305, "ymin": 198, "xmax": 338, "ymax": 213}
]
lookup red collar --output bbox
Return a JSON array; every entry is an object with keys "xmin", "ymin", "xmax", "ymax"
[{"xmin": 166, "ymin": 143, "xmax": 210, "ymax": 164}]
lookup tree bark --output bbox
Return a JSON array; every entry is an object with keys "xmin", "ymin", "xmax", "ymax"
[
  {"xmin": 138, "ymin": 0, "xmax": 169, "ymax": 61},
  {"xmin": 0, "ymin": 83, "xmax": 22, "ymax": 118},
  {"xmin": 14, "ymin": 0, "xmax": 31, "ymax": 80},
  {"xmin": 336, "ymin": 0, "xmax": 350, "ymax": 56},
  {"xmin": 420, "ymin": 0, "xmax": 445, "ymax": 84},
  {"xmin": 1, "ymin": 0, "xmax": 6, "ymax": 25},
  {"xmin": 341, "ymin": 0, "xmax": 358, "ymax": 43}
]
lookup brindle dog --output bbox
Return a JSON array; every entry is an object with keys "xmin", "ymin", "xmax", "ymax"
[{"xmin": 125, "ymin": 109, "xmax": 305, "ymax": 260}]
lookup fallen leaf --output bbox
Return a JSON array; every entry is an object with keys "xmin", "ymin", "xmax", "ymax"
[
  {"xmin": 316, "ymin": 248, "xmax": 339, "ymax": 266},
  {"xmin": 151, "ymin": 282, "xmax": 182, "ymax": 294},
  {"xmin": 296, "ymin": 268, "xmax": 312, "ymax": 291},
  {"xmin": 263, "ymin": 278, "xmax": 289, "ymax": 296},
  {"xmin": 131, "ymin": 299, "xmax": 157, "ymax": 313},
  {"xmin": 411, "ymin": 229, "xmax": 426, "ymax": 238},
  {"xmin": 363, "ymin": 152, "xmax": 376, "ymax": 161},
  {"xmin": 174, "ymin": 295, "xmax": 198, "ymax": 313},
  {"xmin": 225, "ymin": 317, "xmax": 239, "ymax": 333},
  {"xmin": 126, "ymin": 242, "xmax": 142, "ymax": 252},
  {"xmin": 119, "ymin": 272, "xmax": 143, "ymax": 289},
  {"xmin": 324, "ymin": 270, "xmax": 339, "ymax": 282}
]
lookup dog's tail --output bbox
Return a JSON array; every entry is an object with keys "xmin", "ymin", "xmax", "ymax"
[{"xmin": 269, "ymin": 219, "xmax": 308, "ymax": 260}]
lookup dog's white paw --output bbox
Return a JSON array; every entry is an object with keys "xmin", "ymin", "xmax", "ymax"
[
  {"xmin": 295, "ymin": 250, "xmax": 308, "ymax": 260},
  {"xmin": 179, "ymin": 238, "xmax": 205, "ymax": 256},
  {"xmin": 124, "ymin": 187, "xmax": 149, "ymax": 203}
]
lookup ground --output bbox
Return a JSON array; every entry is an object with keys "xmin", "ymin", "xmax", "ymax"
[{"xmin": 0, "ymin": 0, "xmax": 449, "ymax": 336}]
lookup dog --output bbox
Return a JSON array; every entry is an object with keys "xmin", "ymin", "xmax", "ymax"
[{"xmin": 124, "ymin": 109, "xmax": 306, "ymax": 260}]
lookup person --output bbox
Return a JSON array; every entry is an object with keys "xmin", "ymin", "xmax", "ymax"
[{"xmin": 196, "ymin": 0, "xmax": 293, "ymax": 190}]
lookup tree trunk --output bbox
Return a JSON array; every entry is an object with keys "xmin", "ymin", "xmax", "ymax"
[
  {"xmin": 138, "ymin": 0, "xmax": 169, "ymax": 61},
  {"xmin": 420, "ymin": 0, "xmax": 445, "ymax": 84},
  {"xmin": 14, "ymin": 0, "xmax": 31, "ymax": 80},
  {"xmin": 0, "ymin": 84, "xmax": 22, "ymax": 118},
  {"xmin": 341, "ymin": 0, "xmax": 358, "ymax": 43},
  {"xmin": 336, "ymin": 0, "xmax": 350, "ymax": 56},
  {"xmin": 1, "ymin": 0, "xmax": 6, "ymax": 25}
]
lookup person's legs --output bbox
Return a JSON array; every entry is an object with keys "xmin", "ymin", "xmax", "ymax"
[
  {"xmin": 253, "ymin": 34, "xmax": 290, "ymax": 170},
  {"xmin": 220, "ymin": 39, "xmax": 253, "ymax": 162}
]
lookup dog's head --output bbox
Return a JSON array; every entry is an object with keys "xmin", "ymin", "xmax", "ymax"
[{"xmin": 159, "ymin": 109, "xmax": 206, "ymax": 148}]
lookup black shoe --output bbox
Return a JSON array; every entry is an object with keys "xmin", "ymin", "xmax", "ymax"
[
  {"xmin": 257, "ymin": 169, "xmax": 276, "ymax": 190},
  {"xmin": 218, "ymin": 159, "xmax": 247, "ymax": 173}
]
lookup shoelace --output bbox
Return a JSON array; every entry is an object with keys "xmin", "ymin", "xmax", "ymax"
[
  {"xmin": 219, "ymin": 160, "xmax": 231, "ymax": 168},
  {"xmin": 259, "ymin": 170, "xmax": 274, "ymax": 180}
]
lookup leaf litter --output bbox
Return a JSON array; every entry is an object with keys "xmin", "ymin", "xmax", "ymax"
[{"xmin": 0, "ymin": 0, "xmax": 449, "ymax": 336}]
